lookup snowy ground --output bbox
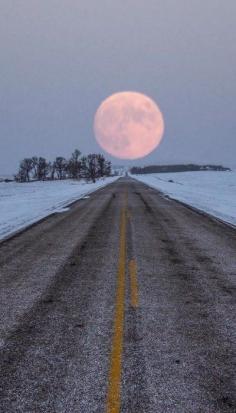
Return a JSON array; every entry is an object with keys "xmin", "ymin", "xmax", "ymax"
[
  {"xmin": 132, "ymin": 171, "xmax": 236, "ymax": 227},
  {"xmin": 0, "ymin": 177, "xmax": 118, "ymax": 240}
]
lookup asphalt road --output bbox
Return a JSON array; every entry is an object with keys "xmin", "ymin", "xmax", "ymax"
[{"xmin": 0, "ymin": 177, "xmax": 235, "ymax": 413}]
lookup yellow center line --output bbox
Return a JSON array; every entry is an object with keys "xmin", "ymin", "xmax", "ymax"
[
  {"xmin": 106, "ymin": 195, "xmax": 127, "ymax": 413},
  {"xmin": 129, "ymin": 259, "xmax": 139, "ymax": 308}
]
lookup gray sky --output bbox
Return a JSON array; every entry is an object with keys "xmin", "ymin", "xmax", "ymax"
[{"xmin": 1, "ymin": 0, "xmax": 236, "ymax": 173}]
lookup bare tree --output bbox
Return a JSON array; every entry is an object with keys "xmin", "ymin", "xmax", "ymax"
[
  {"xmin": 53, "ymin": 157, "xmax": 67, "ymax": 180},
  {"xmin": 37, "ymin": 157, "xmax": 49, "ymax": 180},
  {"xmin": 16, "ymin": 158, "xmax": 33, "ymax": 182},
  {"xmin": 67, "ymin": 149, "xmax": 81, "ymax": 179},
  {"xmin": 80, "ymin": 154, "xmax": 98, "ymax": 182},
  {"xmin": 31, "ymin": 156, "xmax": 38, "ymax": 179},
  {"xmin": 104, "ymin": 160, "xmax": 111, "ymax": 177},
  {"xmin": 30, "ymin": 156, "xmax": 49, "ymax": 180},
  {"xmin": 14, "ymin": 152, "xmax": 112, "ymax": 183},
  {"xmin": 80, "ymin": 156, "xmax": 88, "ymax": 180},
  {"xmin": 97, "ymin": 154, "xmax": 106, "ymax": 177},
  {"xmin": 87, "ymin": 154, "xmax": 98, "ymax": 183},
  {"xmin": 48, "ymin": 162, "xmax": 55, "ymax": 180},
  {"xmin": 80, "ymin": 154, "xmax": 111, "ymax": 182}
]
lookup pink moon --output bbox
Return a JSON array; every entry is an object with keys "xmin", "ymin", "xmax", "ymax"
[{"xmin": 93, "ymin": 91, "xmax": 165, "ymax": 160}]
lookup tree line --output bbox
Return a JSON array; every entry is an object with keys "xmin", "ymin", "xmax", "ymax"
[
  {"xmin": 130, "ymin": 164, "xmax": 231, "ymax": 174},
  {"xmin": 15, "ymin": 150, "xmax": 112, "ymax": 183}
]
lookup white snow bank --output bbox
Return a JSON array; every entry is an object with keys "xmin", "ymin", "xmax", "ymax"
[
  {"xmin": 0, "ymin": 177, "xmax": 119, "ymax": 240},
  {"xmin": 132, "ymin": 171, "xmax": 236, "ymax": 226}
]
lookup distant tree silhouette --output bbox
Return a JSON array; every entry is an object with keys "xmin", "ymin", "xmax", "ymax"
[
  {"xmin": 130, "ymin": 164, "xmax": 231, "ymax": 174},
  {"xmin": 80, "ymin": 154, "xmax": 98, "ymax": 183},
  {"xmin": 53, "ymin": 157, "xmax": 67, "ymax": 180},
  {"xmin": 15, "ymin": 158, "xmax": 33, "ymax": 182},
  {"xmin": 97, "ymin": 154, "xmax": 106, "ymax": 177},
  {"xmin": 31, "ymin": 156, "xmax": 38, "ymax": 179},
  {"xmin": 37, "ymin": 157, "xmax": 49, "ymax": 180},
  {"xmin": 80, "ymin": 154, "xmax": 112, "ymax": 182},
  {"xmin": 30, "ymin": 156, "xmax": 49, "ymax": 180},
  {"xmin": 15, "ymin": 151, "xmax": 112, "ymax": 182},
  {"xmin": 67, "ymin": 149, "xmax": 81, "ymax": 179}
]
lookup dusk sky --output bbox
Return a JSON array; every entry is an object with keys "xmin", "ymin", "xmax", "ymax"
[{"xmin": 1, "ymin": 1, "xmax": 236, "ymax": 173}]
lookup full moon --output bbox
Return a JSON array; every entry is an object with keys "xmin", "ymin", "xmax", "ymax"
[{"xmin": 94, "ymin": 91, "xmax": 164, "ymax": 160}]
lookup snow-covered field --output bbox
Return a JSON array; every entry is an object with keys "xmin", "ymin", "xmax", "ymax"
[
  {"xmin": 133, "ymin": 171, "xmax": 236, "ymax": 226},
  {"xmin": 0, "ymin": 177, "xmax": 118, "ymax": 240}
]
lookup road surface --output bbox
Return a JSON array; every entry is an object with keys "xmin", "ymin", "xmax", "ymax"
[{"xmin": 0, "ymin": 178, "xmax": 235, "ymax": 412}]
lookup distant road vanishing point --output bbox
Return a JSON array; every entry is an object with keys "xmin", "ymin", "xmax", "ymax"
[{"xmin": 0, "ymin": 177, "xmax": 235, "ymax": 412}]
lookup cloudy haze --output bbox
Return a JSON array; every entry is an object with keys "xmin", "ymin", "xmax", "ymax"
[{"xmin": 1, "ymin": 0, "xmax": 236, "ymax": 173}]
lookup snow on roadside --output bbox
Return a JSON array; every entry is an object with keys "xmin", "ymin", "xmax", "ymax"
[
  {"xmin": 132, "ymin": 171, "xmax": 236, "ymax": 227},
  {"xmin": 0, "ymin": 177, "xmax": 119, "ymax": 240}
]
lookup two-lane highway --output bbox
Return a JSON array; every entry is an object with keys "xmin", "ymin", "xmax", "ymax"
[{"xmin": 0, "ymin": 178, "xmax": 235, "ymax": 412}]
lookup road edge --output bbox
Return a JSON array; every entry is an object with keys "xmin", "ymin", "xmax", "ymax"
[
  {"xmin": 130, "ymin": 177, "xmax": 236, "ymax": 232},
  {"xmin": 0, "ymin": 178, "xmax": 120, "ymax": 246}
]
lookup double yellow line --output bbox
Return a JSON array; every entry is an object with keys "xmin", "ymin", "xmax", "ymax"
[{"xmin": 106, "ymin": 194, "xmax": 139, "ymax": 413}]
